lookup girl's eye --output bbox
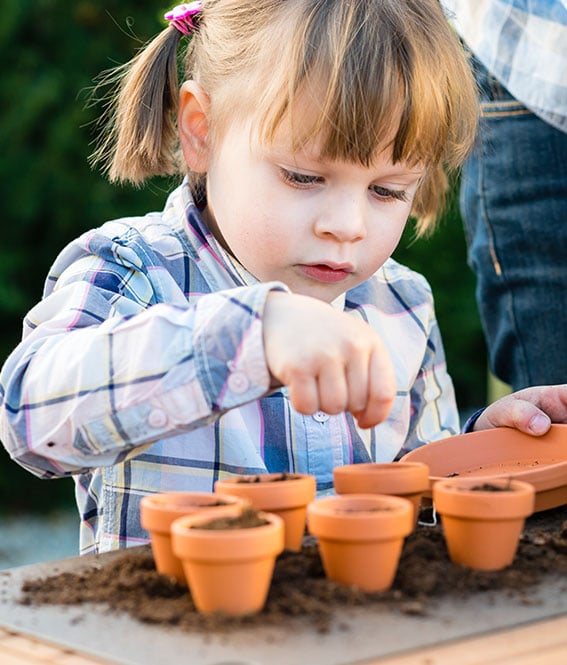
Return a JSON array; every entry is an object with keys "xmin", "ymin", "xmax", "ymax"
[
  {"xmin": 279, "ymin": 168, "xmax": 323, "ymax": 187},
  {"xmin": 371, "ymin": 185, "xmax": 409, "ymax": 202}
]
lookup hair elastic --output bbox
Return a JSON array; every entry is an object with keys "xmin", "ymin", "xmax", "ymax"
[{"xmin": 164, "ymin": 2, "xmax": 203, "ymax": 36}]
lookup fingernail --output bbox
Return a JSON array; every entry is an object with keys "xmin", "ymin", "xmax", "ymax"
[{"xmin": 528, "ymin": 414, "xmax": 550, "ymax": 434}]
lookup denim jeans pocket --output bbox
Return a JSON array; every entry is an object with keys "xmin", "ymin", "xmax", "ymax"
[
  {"xmin": 480, "ymin": 98, "xmax": 532, "ymax": 119},
  {"xmin": 469, "ymin": 54, "xmax": 532, "ymax": 118}
]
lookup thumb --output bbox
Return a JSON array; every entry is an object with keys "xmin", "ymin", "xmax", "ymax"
[{"xmin": 475, "ymin": 397, "xmax": 552, "ymax": 436}]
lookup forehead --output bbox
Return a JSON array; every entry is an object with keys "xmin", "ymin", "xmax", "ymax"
[{"xmin": 248, "ymin": 85, "xmax": 406, "ymax": 168}]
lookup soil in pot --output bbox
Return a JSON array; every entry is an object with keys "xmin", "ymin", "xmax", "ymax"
[
  {"xmin": 235, "ymin": 472, "xmax": 294, "ymax": 483},
  {"xmin": 214, "ymin": 472, "xmax": 316, "ymax": 552},
  {"xmin": 468, "ymin": 482, "xmax": 513, "ymax": 491},
  {"xmin": 189, "ymin": 507, "xmax": 269, "ymax": 529}
]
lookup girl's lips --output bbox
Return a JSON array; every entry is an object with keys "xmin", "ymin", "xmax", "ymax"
[{"xmin": 299, "ymin": 264, "xmax": 353, "ymax": 283}]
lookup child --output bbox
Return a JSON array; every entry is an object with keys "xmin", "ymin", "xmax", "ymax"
[{"xmin": 1, "ymin": 0, "xmax": 565, "ymax": 556}]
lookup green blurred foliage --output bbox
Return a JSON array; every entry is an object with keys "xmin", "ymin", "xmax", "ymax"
[
  {"xmin": 0, "ymin": 0, "xmax": 486, "ymax": 513},
  {"xmin": 0, "ymin": 0, "xmax": 173, "ymax": 513}
]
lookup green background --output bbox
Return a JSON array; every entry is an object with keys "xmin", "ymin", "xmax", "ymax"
[{"xmin": 0, "ymin": 1, "xmax": 486, "ymax": 514}]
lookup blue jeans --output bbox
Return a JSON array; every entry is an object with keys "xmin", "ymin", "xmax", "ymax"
[{"xmin": 460, "ymin": 56, "xmax": 567, "ymax": 390}]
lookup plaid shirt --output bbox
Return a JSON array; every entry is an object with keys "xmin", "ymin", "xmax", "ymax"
[
  {"xmin": 0, "ymin": 179, "xmax": 459, "ymax": 554},
  {"xmin": 443, "ymin": 0, "xmax": 567, "ymax": 133}
]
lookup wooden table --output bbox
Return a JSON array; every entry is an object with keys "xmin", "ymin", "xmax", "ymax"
[
  {"xmin": 3, "ymin": 615, "xmax": 567, "ymax": 665},
  {"xmin": 1, "ymin": 545, "xmax": 567, "ymax": 665}
]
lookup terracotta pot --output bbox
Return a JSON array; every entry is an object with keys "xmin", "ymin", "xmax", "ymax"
[
  {"xmin": 214, "ymin": 473, "xmax": 316, "ymax": 551},
  {"xmin": 171, "ymin": 509, "xmax": 285, "ymax": 616},
  {"xmin": 399, "ymin": 424, "xmax": 567, "ymax": 512},
  {"xmin": 140, "ymin": 491, "xmax": 246, "ymax": 583},
  {"xmin": 433, "ymin": 477, "xmax": 536, "ymax": 571},
  {"xmin": 333, "ymin": 462, "xmax": 430, "ymax": 524},
  {"xmin": 306, "ymin": 493, "xmax": 414, "ymax": 592}
]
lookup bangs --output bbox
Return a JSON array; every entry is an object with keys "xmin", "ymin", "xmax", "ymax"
[
  {"xmin": 196, "ymin": 0, "xmax": 477, "ymax": 231},
  {"xmin": 251, "ymin": 0, "xmax": 475, "ymax": 171}
]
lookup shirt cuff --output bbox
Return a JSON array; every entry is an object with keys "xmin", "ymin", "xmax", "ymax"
[
  {"xmin": 462, "ymin": 407, "xmax": 485, "ymax": 433},
  {"xmin": 194, "ymin": 281, "xmax": 289, "ymax": 411}
]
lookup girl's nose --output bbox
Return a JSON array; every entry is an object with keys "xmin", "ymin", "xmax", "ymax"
[{"xmin": 313, "ymin": 195, "xmax": 367, "ymax": 242}]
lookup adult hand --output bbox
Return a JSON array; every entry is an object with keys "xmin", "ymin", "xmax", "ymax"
[
  {"xmin": 473, "ymin": 385, "xmax": 567, "ymax": 435},
  {"xmin": 263, "ymin": 291, "xmax": 396, "ymax": 428}
]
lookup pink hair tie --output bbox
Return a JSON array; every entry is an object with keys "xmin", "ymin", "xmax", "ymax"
[{"xmin": 164, "ymin": 2, "xmax": 203, "ymax": 36}]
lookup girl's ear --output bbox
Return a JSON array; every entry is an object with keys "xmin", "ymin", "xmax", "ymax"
[{"xmin": 178, "ymin": 81, "xmax": 211, "ymax": 173}]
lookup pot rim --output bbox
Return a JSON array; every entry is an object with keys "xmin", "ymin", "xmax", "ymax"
[
  {"xmin": 140, "ymin": 491, "xmax": 246, "ymax": 532},
  {"xmin": 171, "ymin": 510, "xmax": 285, "ymax": 560},
  {"xmin": 307, "ymin": 493, "xmax": 414, "ymax": 541},
  {"xmin": 334, "ymin": 462, "xmax": 430, "ymax": 494},
  {"xmin": 433, "ymin": 477, "xmax": 535, "ymax": 519},
  {"xmin": 214, "ymin": 473, "xmax": 316, "ymax": 509}
]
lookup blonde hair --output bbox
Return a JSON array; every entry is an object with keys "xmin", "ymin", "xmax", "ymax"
[{"xmin": 91, "ymin": 0, "xmax": 478, "ymax": 234}]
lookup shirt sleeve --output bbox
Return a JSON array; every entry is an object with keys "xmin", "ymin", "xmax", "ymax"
[{"xmin": 0, "ymin": 236, "xmax": 287, "ymax": 479}]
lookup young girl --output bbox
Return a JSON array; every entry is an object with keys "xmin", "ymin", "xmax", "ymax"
[{"xmin": 1, "ymin": 0, "xmax": 566, "ymax": 556}]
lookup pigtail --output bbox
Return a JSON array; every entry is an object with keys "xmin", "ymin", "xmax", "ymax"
[{"xmin": 90, "ymin": 26, "xmax": 185, "ymax": 185}]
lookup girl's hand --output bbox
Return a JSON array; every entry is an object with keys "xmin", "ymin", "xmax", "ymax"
[
  {"xmin": 473, "ymin": 385, "xmax": 567, "ymax": 435},
  {"xmin": 263, "ymin": 292, "xmax": 396, "ymax": 428}
]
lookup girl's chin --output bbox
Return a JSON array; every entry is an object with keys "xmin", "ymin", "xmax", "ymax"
[{"xmin": 287, "ymin": 283, "xmax": 349, "ymax": 304}]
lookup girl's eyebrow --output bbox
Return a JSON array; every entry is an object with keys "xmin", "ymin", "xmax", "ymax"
[
  {"xmin": 288, "ymin": 154, "xmax": 424, "ymax": 179},
  {"xmin": 265, "ymin": 136, "xmax": 425, "ymax": 178}
]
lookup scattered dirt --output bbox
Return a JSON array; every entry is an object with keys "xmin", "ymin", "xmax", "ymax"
[{"xmin": 18, "ymin": 506, "xmax": 567, "ymax": 634}]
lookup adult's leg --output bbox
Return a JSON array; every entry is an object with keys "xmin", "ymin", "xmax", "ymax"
[{"xmin": 460, "ymin": 57, "xmax": 567, "ymax": 390}]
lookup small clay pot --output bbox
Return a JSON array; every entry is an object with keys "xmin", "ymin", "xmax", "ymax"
[
  {"xmin": 399, "ymin": 424, "xmax": 567, "ymax": 512},
  {"xmin": 140, "ymin": 491, "xmax": 246, "ymax": 583},
  {"xmin": 171, "ymin": 508, "xmax": 285, "ymax": 616},
  {"xmin": 214, "ymin": 472, "xmax": 316, "ymax": 551},
  {"xmin": 306, "ymin": 493, "xmax": 414, "ymax": 592},
  {"xmin": 333, "ymin": 462, "xmax": 430, "ymax": 524},
  {"xmin": 433, "ymin": 477, "xmax": 536, "ymax": 571}
]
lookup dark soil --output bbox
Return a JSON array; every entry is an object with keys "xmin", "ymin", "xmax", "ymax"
[
  {"xmin": 236, "ymin": 472, "xmax": 296, "ymax": 483},
  {"xmin": 469, "ymin": 482, "xmax": 515, "ymax": 491},
  {"xmin": 18, "ymin": 506, "xmax": 567, "ymax": 634},
  {"xmin": 193, "ymin": 507, "xmax": 270, "ymax": 529}
]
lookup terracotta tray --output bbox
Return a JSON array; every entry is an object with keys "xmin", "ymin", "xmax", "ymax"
[{"xmin": 400, "ymin": 424, "xmax": 567, "ymax": 512}]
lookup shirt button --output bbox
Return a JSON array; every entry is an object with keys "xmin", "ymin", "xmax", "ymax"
[
  {"xmin": 148, "ymin": 408, "xmax": 168, "ymax": 429},
  {"xmin": 227, "ymin": 371, "xmax": 249, "ymax": 394},
  {"xmin": 313, "ymin": 411, "xmax": 330, "ymax": 423}
]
